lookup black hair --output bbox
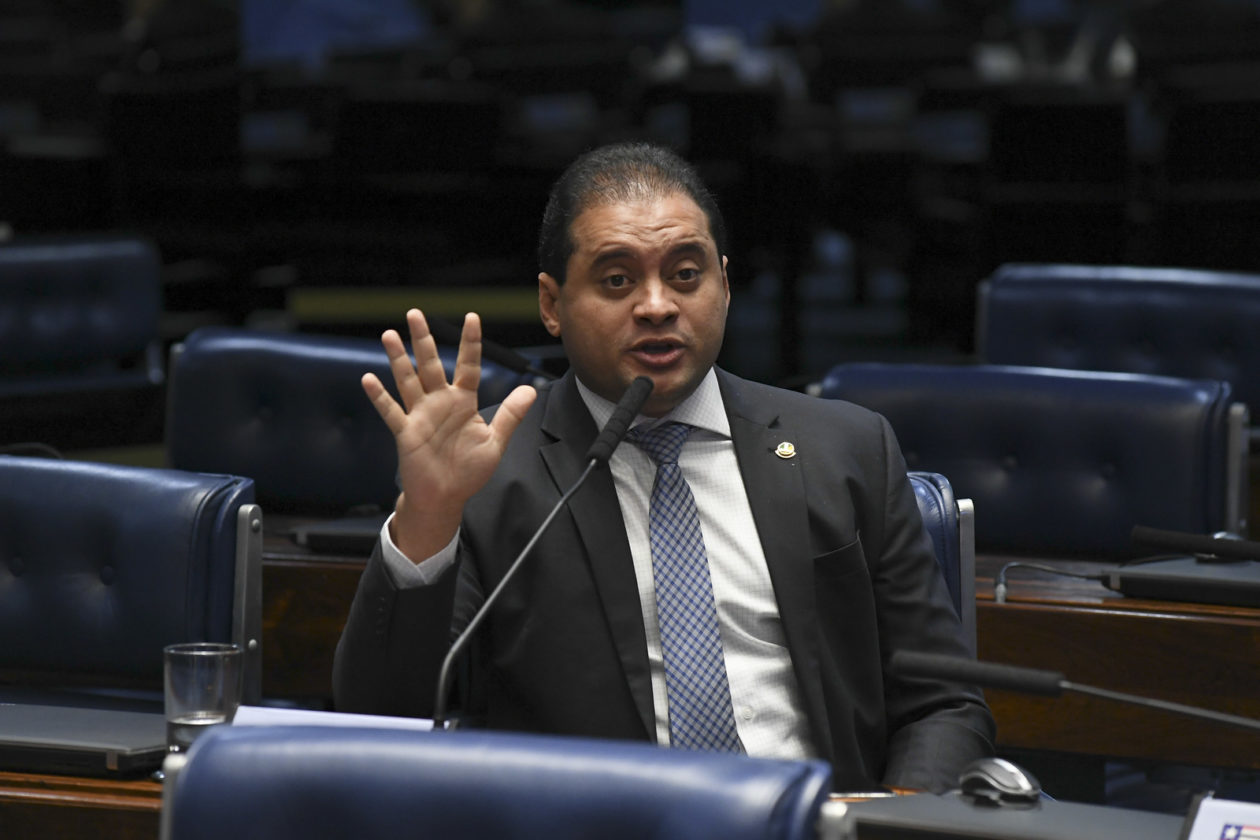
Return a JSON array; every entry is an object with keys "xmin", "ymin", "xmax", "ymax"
[{"xmin": 537, "ymin": 142, "xmax": 728, "ymax": 283}]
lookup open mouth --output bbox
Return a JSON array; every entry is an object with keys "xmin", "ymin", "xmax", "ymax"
[{"xmin": 631, "ymin": 340, "xmax": 684, "ymax": 366}]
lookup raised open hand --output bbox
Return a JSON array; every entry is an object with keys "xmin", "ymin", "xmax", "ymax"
[{"xmin": 361, "ymin": 309, "xmax": 536, "ymax": 561}]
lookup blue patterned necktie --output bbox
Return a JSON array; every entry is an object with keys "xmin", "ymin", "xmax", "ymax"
[{"xmin": 626, "ymin": 422, "xmax": 744, "ymax": 753}]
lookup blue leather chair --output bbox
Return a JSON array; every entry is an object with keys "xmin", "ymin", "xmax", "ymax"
[
  {"xmin": 0, "ymin": 235, "xmax": 165, "ymax": 450},
  {"xmin": 977, "ymin": 262, "xmax": 1260, "ymax": 536},
  {"xmin": 160, "ymin": 725, "xmax": 832, "ymax": 840},
  {"xmin": 908, "ymin": 471, "xmax": 975, "ymax": 653},
  {"xmin": 815, "ymin": 363, "xmax": 1248, "ymax": 556},
  {"xmin": 165, "ymin": 327, "xmax": 530, "ymax": 516},
  {"xmin": 976, "ymin": 263, "xmax": 1260, "ymax": 432},
  {"xmin": 0, "ymin": 456, "xmax": 262, "ymax": 704},
  {"xmin": 0, "ymin": 235, "xmax": 163, "ymax": 398}
]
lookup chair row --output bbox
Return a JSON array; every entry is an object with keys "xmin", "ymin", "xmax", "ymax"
[
  {"xmin": 0, "ymin": 451, "xmax": 973, "ymax": 710},
  {"xmin": 0, "ymin": 232, "xmax": 537, "ymax": 458},
  {"xmin": 814, "ymin": 260, "xmax": 1260, "ymax": 558}
]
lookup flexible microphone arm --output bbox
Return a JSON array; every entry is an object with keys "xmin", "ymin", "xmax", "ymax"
[
  {"xmin": 431, "ymin": 376, "xmax": 653, "ymax": 729},
  {"xmin": 1130, "ymin": 525, "xmax": 1260, "ymax": 563},
  {"xmin": 890, "ymin": 651, "xmax": 1260, "ymax": 734},
  {"xmin": 427, "ymin": 318, "xmax": 556, "ymax": 381}
]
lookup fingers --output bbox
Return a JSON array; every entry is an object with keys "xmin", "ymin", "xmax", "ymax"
[
  {"xmin": 451, "ymin": 312, "xmax": 484, "ymax": 393},
  {"xmin": 381, "ymin": 327, "xmax": 424, "ymax": 412},
  {"xmin": 377, "ymin": 309, "xmax": 487, "ymax": 421},
  {"xmin": 407, "ymin": 309, "xmax": 452, "ymax": 394},
  {"xmin": 361, "ymin": 372, "xmax": 407, "ymax": 435}
]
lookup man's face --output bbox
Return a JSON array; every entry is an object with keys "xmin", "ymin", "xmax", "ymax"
[{"xmin": 538, "ymin": 191, "xmax": 730, "ymax": 418}]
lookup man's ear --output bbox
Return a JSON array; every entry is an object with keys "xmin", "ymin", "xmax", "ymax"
[
  {"xmin": 538, "ymin": 272, "xmax": 562, "ymax": 337},
  {"xmin": 721, "ymin": 255, "xmax": 730, "ymax": 306}
]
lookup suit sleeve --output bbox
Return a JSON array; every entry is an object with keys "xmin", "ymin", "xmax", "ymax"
[
  {"xmin": 332, "ymin": 541, "xmax": 464, "ymax": 717},
  {"xmin": 868, "ymin": 415, "xmax": 996, "ymax": 792}
]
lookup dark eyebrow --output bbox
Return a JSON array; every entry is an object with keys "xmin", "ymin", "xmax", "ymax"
[
  {"xmin": 667, "ymin": 241, "xmax": 709, "ymax": 261},
  {"xmin": 589, "ymin": 247, "xmax": 636, "ymax": 269},
  {"xmin": 588, "ymin": 239, "xmax": 711, "ymax": 269}
]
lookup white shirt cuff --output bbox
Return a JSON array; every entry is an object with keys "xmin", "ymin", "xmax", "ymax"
[{"xmin": 379, "ymin": 512, "xmax": 460, "ymax": 588}]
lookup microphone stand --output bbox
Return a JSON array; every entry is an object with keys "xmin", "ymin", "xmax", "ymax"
[
  {"xmin": 430, "ymin": 460, "xmax": 599, "ymax": 730},
  {"xmin": 1059, "ymin": 681, "xmax": 1260, "ymax": 734}
]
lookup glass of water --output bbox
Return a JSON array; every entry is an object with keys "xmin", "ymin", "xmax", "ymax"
[{"xmin": 163, "ymin": 642, "xmax": 242, "ymax": 753}]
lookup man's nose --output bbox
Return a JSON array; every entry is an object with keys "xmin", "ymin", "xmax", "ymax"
[{"xmin": 634, "ymin": 279, "xmax": 678, "ymax": 323}]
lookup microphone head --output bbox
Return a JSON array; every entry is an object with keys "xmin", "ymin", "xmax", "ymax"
[
  {"xmin": 585, "ymin": 376, "xmax": 654, "ymax": 464},
  {"xmin": 622, "ymin": 376, "xmax": 654, "ymax": 414}
]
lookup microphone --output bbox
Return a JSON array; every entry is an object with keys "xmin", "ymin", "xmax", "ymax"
[
  {"xmin": 427, "ymin": 317, "xmax": 556, "ymax": 381},
  {"xmin": 1130, "ymin": 525, "xmax": 1260, "ymax": 563},
  {"xmin": 585, "ymin": 376, "xmax": 653, "ymax": 464},
  {"xmin": 891, "ymin": 650, "xmax": 1260, "ymax": 733},
  {"xmin": 431, "ymin": 376, "xmax": 654, "ymax": 729}
]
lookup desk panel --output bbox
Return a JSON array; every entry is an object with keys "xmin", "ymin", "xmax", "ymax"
[
  {"xmin": 976, "ymin": 556, "xmax": 1260, "ymax": 770},
  {"xmin": 0, "ymin": 770, "xmax": 160, "ymax": 840},
  {"xmin": 262, "ymin": 556, "xmax": 363, "ymax": 702}
]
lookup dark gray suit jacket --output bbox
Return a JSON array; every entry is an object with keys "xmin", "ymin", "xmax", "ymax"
[{"xmin": 334, "ymin": 368, "xmax": 994, "ymax": 792}]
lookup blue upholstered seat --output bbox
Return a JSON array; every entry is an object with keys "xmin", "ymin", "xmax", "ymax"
[
  {"xmin": 816, "ymin": 363, "xmax": 1248, "ymax": 557},
  {"xmin": 166, "ymin": 327, "xmax": 530, "ymax": 515},
  {"xmin": 0, "ymin": 456, "xmax": 262, "ymax": 703},
  {"xmin": 160, "ymin": 725, "xmax": 831, "ymax": 840}
]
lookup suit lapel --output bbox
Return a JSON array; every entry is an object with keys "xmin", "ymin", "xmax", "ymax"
[
  {"xmin": 538, "ymin": 374, "xmax": 655, "ymax": 739},
  {"xmin": 718, "ymin": 371, "xmax": 830, "ymax": 753}
]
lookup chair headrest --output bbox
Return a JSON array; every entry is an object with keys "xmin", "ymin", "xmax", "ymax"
[
  {"xmin": 167, "ymin": 726, "xmax": 832, "ymax": 840},
  {"xmin": 167, "ymin": 327, "xmax": 529, "ymax": 514}
]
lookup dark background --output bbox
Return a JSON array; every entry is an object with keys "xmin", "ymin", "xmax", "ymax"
[{"xmin": 5, "ymin": 0, "xmax": 1260, "ymax": 390}]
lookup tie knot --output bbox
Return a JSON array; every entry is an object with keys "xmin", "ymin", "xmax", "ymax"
[{"xmin": 626, "ymin": 422, "xmax": 691, "ymax": 465}]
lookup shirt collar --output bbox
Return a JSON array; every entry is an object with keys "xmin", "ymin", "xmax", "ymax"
[{"xmin": 575, "ymin": 368, "xmax": 729, "ymax": 438}]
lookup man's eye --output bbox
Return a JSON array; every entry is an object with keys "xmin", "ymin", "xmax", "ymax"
[
  {"xmin": 605, "ymin": 275, "xmax": 630, "ymax": 288},
  {"xmin": 676, "ymin": 268, "xmax": 699, "ymax": 282}
]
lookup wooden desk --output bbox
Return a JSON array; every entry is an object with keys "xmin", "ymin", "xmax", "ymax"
[
  {"xmin": 0, "ymin": 770, "xmax": 161, "ymax": 840},
  {"xmin": 975, "ymin": 555, "xmax": 1260, "ymax": 770}
]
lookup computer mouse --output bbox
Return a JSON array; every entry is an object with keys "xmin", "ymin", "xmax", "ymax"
[{"xmin": 958, "ymin": 757, "xmax": 1042, "ymax": 806}]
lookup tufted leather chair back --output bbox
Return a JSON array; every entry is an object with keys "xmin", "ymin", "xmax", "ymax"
[
  {"xmin": 161, "ymin": 725, "xmax": 832, "ymax": 840},
  {"xmin": 977, "ymin": 263, "xmax": 1260, "ymax": 424},
  {"xmin": 817, "ymin": 363, "xmax": 1248, "ymax": 557},
  {"xmin": 166, "ymin": 327, "xmax": 530, "ymax": 515},
  {"xmin": 909, "ymin": 471, "xmax": 975, "ymax": 653},
  {"xmin": 0, "ymin": 236, "xmax": 163, "ymax": 396},
  {"xmin": 0, "ymin": 456, "xmax": 261, "ymax": 702}
]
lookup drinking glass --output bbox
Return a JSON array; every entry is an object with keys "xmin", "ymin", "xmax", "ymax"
[{"xmin": 163, "ymin": 642, "xmax": 242, "ymax": 753}]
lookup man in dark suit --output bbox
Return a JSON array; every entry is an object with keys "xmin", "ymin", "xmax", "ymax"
[{"xmin": 334, "ymin": 142, "xmax": 994, "ymax": 793}]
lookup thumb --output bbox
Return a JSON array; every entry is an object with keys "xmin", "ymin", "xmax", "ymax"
[{"xmin": 487, "ymin": 384, "xmax": 537, "ymax": 448}]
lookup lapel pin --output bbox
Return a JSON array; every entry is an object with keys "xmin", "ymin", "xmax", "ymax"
[{"xmin": 775, "ymin": 441, "xmax": 796, "ymax": 459}]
